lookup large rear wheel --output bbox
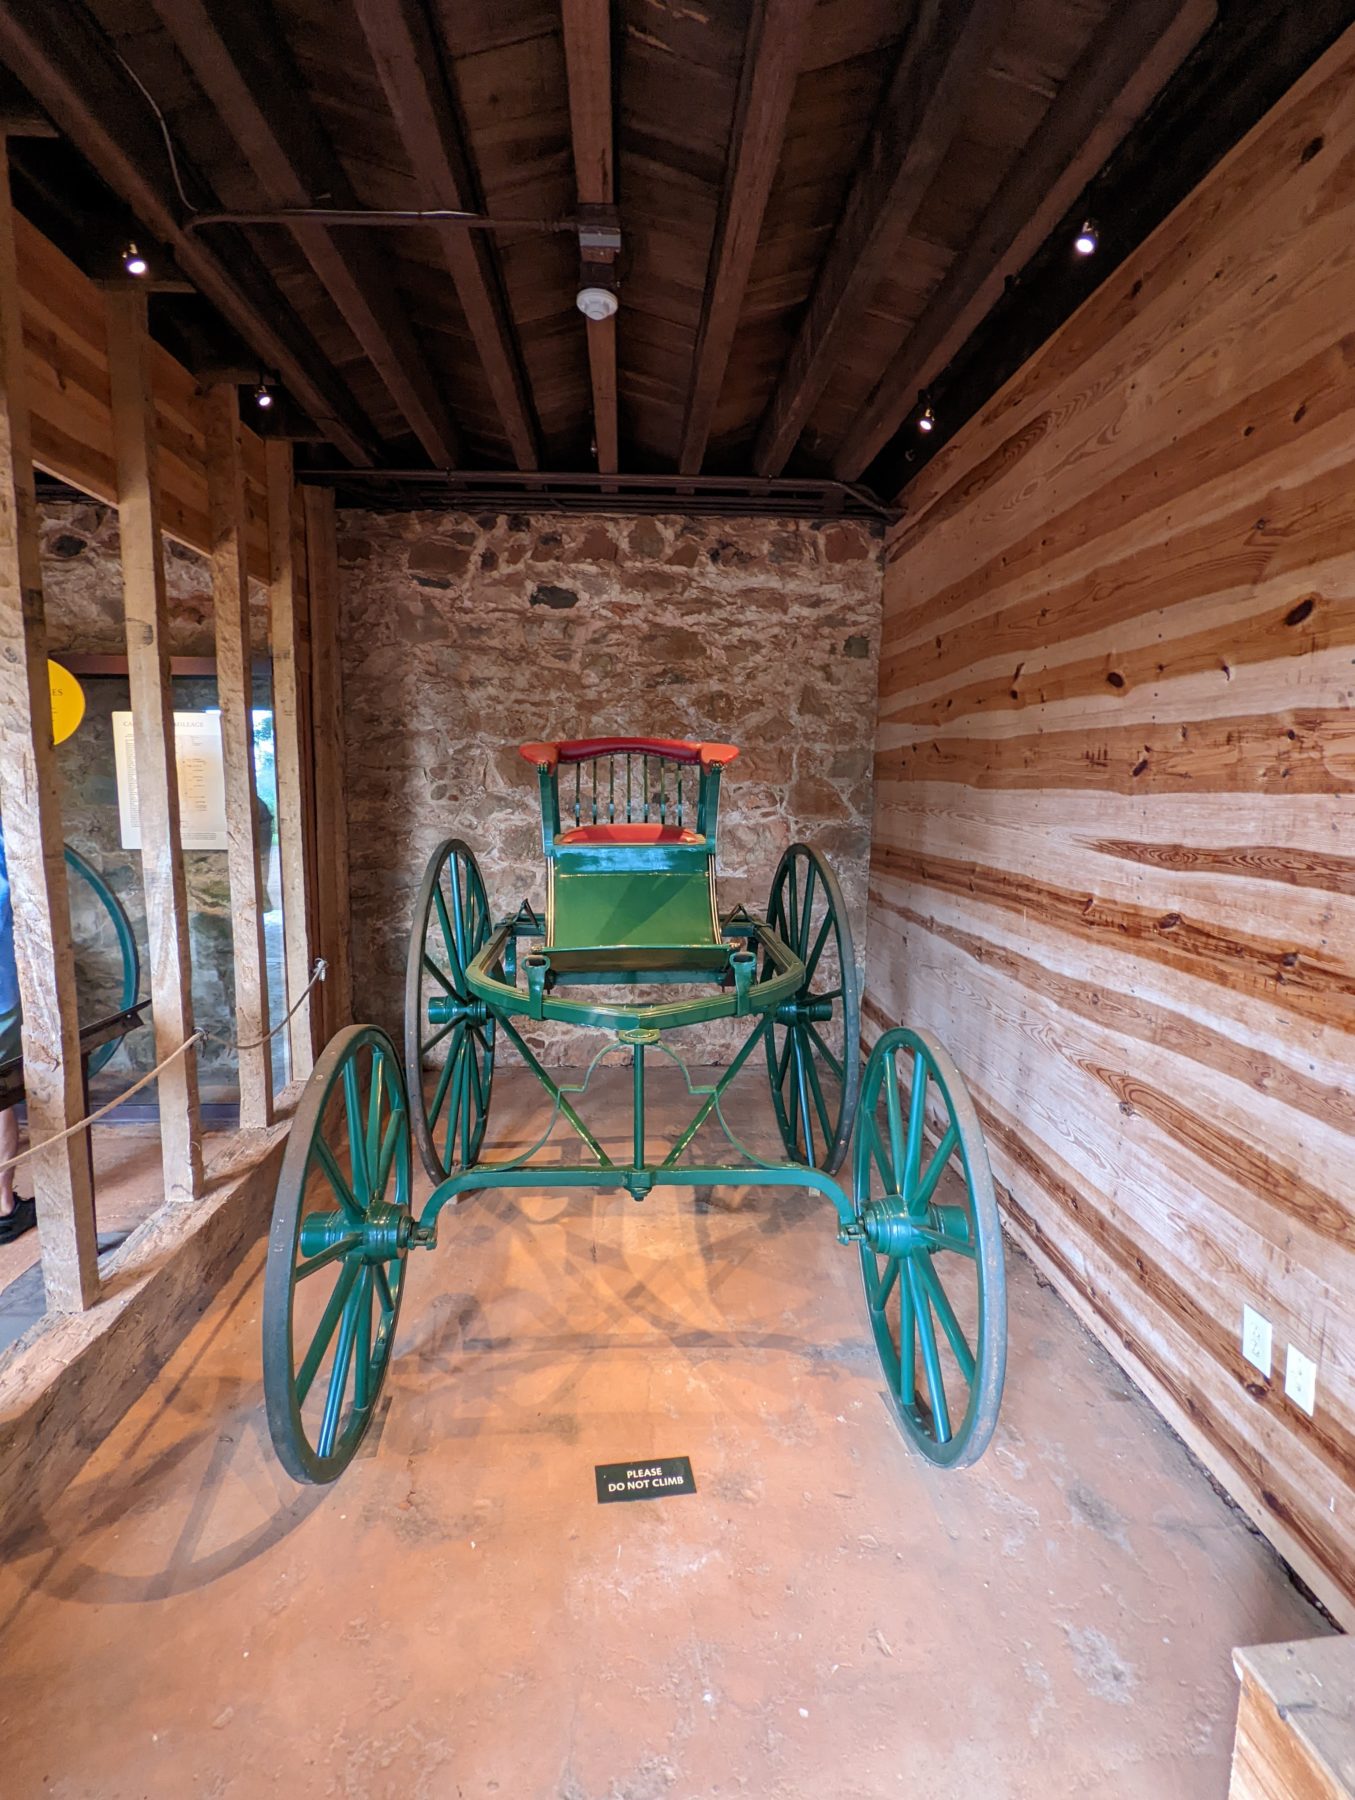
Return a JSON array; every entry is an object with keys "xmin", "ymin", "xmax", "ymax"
[
  {"xmin": 404, "ymin": 839, "xmax": 497, "ymax": 1183},
  {"xmin": 263, "ymin": 1025, "xmax": 412, "ymax": 1484},
  {"xmin": 854, "ymin": 1026, "xmax": 1006, "ymax": 1468},
  {"xmin": 762, "ymin": 843, "xmax": 860, "ymax": 1173}
]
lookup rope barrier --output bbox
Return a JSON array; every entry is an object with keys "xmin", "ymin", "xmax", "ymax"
[{"xmin": 0, "ymin": 959, "xmax": 327, "ymax": 1179}]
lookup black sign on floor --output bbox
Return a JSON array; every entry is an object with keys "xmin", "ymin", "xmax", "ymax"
[{"xmin": 595, "ymin": 1456, "xmax": 696, "ymax": 1504}]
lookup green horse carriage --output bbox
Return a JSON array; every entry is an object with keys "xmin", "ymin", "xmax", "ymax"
[{"xmin": 263, "ymin": 736, "xmax": 1007, "ymax": 1483}]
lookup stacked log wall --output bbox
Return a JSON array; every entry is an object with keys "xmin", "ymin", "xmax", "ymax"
[{"xmin": 866, "ymin": 27, "xmax": 1355, "ymax": 1624}]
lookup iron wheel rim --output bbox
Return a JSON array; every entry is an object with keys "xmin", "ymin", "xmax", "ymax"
[{"xmin": 64, "ymin": 845, "xmax": 140, "ymax": 1078}]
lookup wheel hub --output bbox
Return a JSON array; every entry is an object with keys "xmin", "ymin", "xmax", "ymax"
[
  {"xmin": 426, "ymin": 996, "xmax": 489, "ymax": 1026},
  {"xmin": 299, "ymin": 1199, "xmax": 411, "ymax": 1263},
  {"xmin": 860, "ymin": 1195, "xmax": 929, "ymax": 1257},
  {"xmin": 773, "ymin": 996, "xmax": 835, "ymax": 1025}
]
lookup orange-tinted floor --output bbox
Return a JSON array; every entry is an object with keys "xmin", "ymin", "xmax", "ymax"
[{"xmin": 0, "ymin": 1066, "xmax": 1327, "ymax": 1798}]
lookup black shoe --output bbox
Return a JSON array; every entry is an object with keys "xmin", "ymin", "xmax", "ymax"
[{"xmin": 0, "ymin": 1196, "xmax": 37, "ymax": 1243}]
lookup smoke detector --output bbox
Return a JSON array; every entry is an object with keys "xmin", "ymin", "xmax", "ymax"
[{"xmin": 576, "ymin": 285, "xmax": 619, "ymax": 321}]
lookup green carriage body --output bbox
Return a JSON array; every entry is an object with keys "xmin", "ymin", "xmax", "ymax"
[{"xmin": 263, "ymin": 734, "xmax": 1008, "ymax": 1489}]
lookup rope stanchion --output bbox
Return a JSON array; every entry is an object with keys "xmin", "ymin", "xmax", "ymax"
[{"xmin": 0, "ymin": 959, "xmax": 328, "ymax": 1178}]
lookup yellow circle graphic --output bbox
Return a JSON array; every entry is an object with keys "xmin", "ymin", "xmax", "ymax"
[{"xmin": 48, "ymin": 660, "xmax": 85, "ymax": 745}]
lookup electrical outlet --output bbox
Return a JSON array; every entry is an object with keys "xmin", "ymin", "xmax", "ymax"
[
  {"xmin": 1242, "ymin": 1305, "xmax": 1272, "ymax": 1376},
  {"xmin": 1285, "ymin": 1345, "xmax": 1317, "ymax": 1416}
]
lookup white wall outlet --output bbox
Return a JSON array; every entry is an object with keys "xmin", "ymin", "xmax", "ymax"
[
  {"xmin": 1242, "ymin": 1305, "xmax": 1272, "ymax": 1376},
  {"xmin": 1285, "ymin": 1345, "xmax": 1317, "ymax": 1416}
]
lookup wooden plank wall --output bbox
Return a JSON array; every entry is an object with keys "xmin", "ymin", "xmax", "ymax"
[
  {"xmin": 866, "ymin": 26, "xmax": 1355, "ymax": 1627},
  {"xmin": 16, "ymin": 213, "xmax": 270, "ymax": 579}
]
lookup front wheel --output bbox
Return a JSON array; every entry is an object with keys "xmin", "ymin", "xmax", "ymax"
[
  {"xmin": 263, "ymin": 1025, "xmax": 413, "ymax": 1484},
  {"xmin": 854, "ymin": 1026, "xmax": 1006, "ymax": 1468}
]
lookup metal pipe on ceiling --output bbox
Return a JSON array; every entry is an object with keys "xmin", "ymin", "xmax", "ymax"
[{"xmin": 185, "ymin": 207, "xmax": 577, "ymax": 233}]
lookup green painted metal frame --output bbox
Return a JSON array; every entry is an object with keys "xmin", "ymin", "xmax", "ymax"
[{"xmin": 412, "ymin": 1021, "xmax": 862, "ymax": 1245}]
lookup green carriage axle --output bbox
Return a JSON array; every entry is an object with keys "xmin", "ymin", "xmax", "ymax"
[{"xmin": 262, "ymin": 737, "xmax": 1007, "ymax": 1485}]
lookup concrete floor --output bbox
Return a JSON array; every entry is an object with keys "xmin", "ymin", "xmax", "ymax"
[{"xmin": 0, "ymin": 1064, "xmax": 1326, "ymax": 1799}]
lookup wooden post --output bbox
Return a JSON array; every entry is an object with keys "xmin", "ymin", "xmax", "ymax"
[
  {"xmin": 204, "ymin": 385, "xmax": 272, "ymax": 1127},
  {"xmin": 265, "ymin": 439, "xmax": 315, "ymax": 1081},
  {"xmin": 0, "ymin": 140, "xmax": 99, "ymax": 1310},
  {"xmin": 105, "ymin": 286, "xmax": 203, "ymax": 1203},
  {"xmin": 302, "ymin": 485, "xmax": 351, "ymax": 1041}
]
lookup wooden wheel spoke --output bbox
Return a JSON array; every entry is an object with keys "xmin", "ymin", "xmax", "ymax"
[
  {"xmin": 295, "ymin": 1234, "xmax": 362, "ymax": 1281},
  {"xmin": 797, "ymin": 861, "xmax": 817, "ymax": 960},
  {"xmin": 422, "ymin": 953, "xmax": 455, "ymax": 995},
  {"xmin": 871, "ymin": 1253, "xmax": 899, "ymax": 1314},
  {"xmin": 443, "ymin": 1051, "xmax": 468, "ymax": 1165},
  {"xmin": 805, "ymin": 910, "xmax": 833, "ymax": 982},
  {"xmin": 869, "ymin": 1113, "xmax": 895, "ymax": 1192},
  {"xmin": 431, "ymin": 881, "xmax": 464, "ymax": 981},
  {"xmin": 316, "ymin": 1281, "xmax": 362, "ymax": 1457},
  {"xmin": 898, "ymin": 1258, "xmax": 916, "ymax": 1408},
  {"xmin": 791, "ymin": 1031, "xmax": 815, "ymax": 1161},
  {"xmin": 916, "ymin": 1254, "xmax": 976, "ymax": 1386},
  {"xmin": 373, "ymin": 1261, "xmax": 397, "ymax": 1320},
  {"xmin": 776, "ymin": 1025, "xmax": 794, "ymax": 1089},
  {"xmin": 342, "ymin": 1061, "xmax": 371, "ymax": 1202},
  {"xmin": 446, "ymin": 857, "xmax": 470, "ymax": 966},
  {"xmin": 420, "ymin": 1018, "xmax": 457, "ymax": 1059},
  {"xmin": 902, "ymin": 1052, "xmax": 927, "ymax": 1202},
  {"xmin": 296, "ymin": 1258, "xmax": 359, "ymax": 1404},
  {"xmin": 882, "ymin": 1049, "xmax": 908, "ymax": 1187},
  {"xmin": 426, "ymin": 1029, "xmax": 464, "ymax": 1130},
  {"xmin": 314, "ymin": 1138, "xmax": 364, "ymax": 1221},
  {"xmin": 806, "ymin": 1021, "xmax": 843, "ymax": 1082},
  {"xmin": 802, "ymin": 1031, "xmax": 835, "ymax": 1144},
  {"xmin": 353, "ymin": 1268, "xmax": 375, "ymax": 1412},
  {"xmin": 909, "ymin": 1260, "xmax": 952, "ymax": 1442},
  {"xmin": 366, "ymin": 1056, "xmax": 387, "ymax": 1185},
  {"xmin": 913, "ymin": 1121, "xmax": 960, "ymax": 1214},
  {"xmin": 374, "ymin": 1111, "xmax": 403, "ymax": 1201}
]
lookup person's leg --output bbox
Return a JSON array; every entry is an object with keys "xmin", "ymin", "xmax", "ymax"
[{"xmin": 0, "ymin": 1103, "xmax": 16, "ymax": 1216}]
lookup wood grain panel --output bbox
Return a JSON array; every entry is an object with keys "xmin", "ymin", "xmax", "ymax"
[
  {"xmin": 864, "ymin": 26, "xmax": 1355, "ymax": 1628},
  {"xmin": 14, "ymin": 213, "xmax": 270, "ymax": 580}
]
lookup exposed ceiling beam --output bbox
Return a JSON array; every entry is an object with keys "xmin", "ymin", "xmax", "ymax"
[
  {"xmin": 677, "ymin": 0, "xmax": 815, "ymax": 476},
  {"xmin": 561, "ymin": 0, "xmax": 617, "ymax": 475},
  {"xmin": 352, "ymin": 0, "xmax": 541, "ymax": 471},
  {"xmin": 0, "ymin": 0, "xmax": 376, "ymax": 466},
  {"xmin": 752, "ymin": 0, "xmax": 1009, "ymax": 478},
  {"xmin": 832, "ymin": 0, "xmax": 1217, "ymax": 480},
  {"xmin": 147, "ymin": 0, "xmax": 461, "ymax": 467}
]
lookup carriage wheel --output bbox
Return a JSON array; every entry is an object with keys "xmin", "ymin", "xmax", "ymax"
[
  {"xmin": 263, "ymin": 1026, "xmax": 412, "ymax": 1484},
  {"xmin": 404, "ymin": 838, "xmax": 497, "ymax": 1183},
  {"xmin": 762, "ymin": 843, "xmax": 861, "ymax": 1174},
  {"xmin": 64, "ymin": 845, "xmax": 140, "ymax": 1077},
  {"xmin": 854, "ymin": 1027, "xmax": 1006, "ymax": 1468}
]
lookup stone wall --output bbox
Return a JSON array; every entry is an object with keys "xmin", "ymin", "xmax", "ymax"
[{"xmin": 337, "ymin": 510, "xmax": 884, "ymax": 1063}]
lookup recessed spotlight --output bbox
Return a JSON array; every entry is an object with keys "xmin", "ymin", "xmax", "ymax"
[
  {"xmin": 576, "ymin": 285, "xmax": 619, "ymax": 321},
  {"xmin": 1074, "ymin": 219, "xmax": 1098, "ymax": 257},
  {"xmin": 254, "ymin": 382, "xmax": 274, "ymax": 410},
  {"xmin": 122, "ymin": 241, "xmax": 148, "ymax": 277},
  {"xmin": 918, "ymin": 405, "xmax": 935, "ymax": 434}
]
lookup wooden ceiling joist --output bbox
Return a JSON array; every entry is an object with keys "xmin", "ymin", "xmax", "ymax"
[
  {"xmin": 677, "ymin": 0, "xmax": 816, "ymax": 477},
  {"xmin": 751, "ymin": 0, "xmax": 1009, "ymax": 478},
  {"xmin": 561, "ymin": 0, "xmax": 618, "ymax": 476},
  {"xmin": 351, "ymin": 0, "xmax": 540, "ymax": 471},
  {"xmin": 0, "ymin": 0, "xmax": 376, "ymax": 467},
  {"xmin": 831, "ymin": 0, "xmax": 1217, "ymax": 481},
  {"xmin": 146, "ymin": 0, "xmax": 461, "ymax": 467}
]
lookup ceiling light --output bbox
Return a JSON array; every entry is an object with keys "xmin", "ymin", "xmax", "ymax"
[
  {"xmin": 254, "ymin": 382, "xmax": 274, "ymax": 410},
  {"xmin": 122, "ymin": 241, "xmax": 148, "ymax": 277},
  {"xmin": 1074, "ymin": 219, "xmax": 1098, "ymax": 256},
  {"xmin": 918, "ymin": 405, "xmax": 935, "ymax": 434},
  {"xmin": 576, "ymin": 285, "xmax": 619, "ymax": 322}
]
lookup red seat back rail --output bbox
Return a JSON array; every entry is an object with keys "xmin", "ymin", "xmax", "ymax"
[{"xmin": 519, "ymin": 737, "xmax": 739, "ymax": 770}]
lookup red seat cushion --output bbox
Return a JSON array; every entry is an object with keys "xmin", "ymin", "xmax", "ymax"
[{"xmin": 556, "ymin": 823, "xmax": 705, "ymax": 847}]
